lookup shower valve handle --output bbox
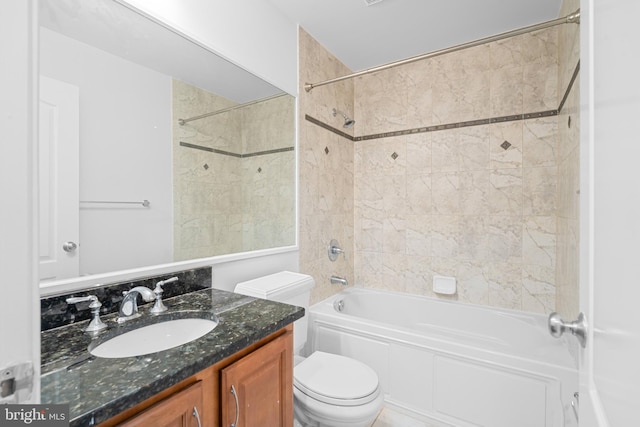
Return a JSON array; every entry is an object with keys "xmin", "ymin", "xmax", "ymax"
[{"xmin": 328, "ymin": 239, "xmax": 345, "ymax": 261}]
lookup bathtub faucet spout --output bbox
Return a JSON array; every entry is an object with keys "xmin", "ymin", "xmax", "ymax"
[{"xmin": 330, "ymin": 275, "xmax": 348, "ymax": 286}]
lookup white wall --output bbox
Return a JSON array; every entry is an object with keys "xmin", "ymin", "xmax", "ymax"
[
  {"xmin": 120, "ymin": 0, "xmax": 298, "ymax": 96},
  {"xmin": 40, "ymin": 28, "xmax": 174, "ymax": 276},
  {"xmin": 0, "ymin": 0, "xmax": 39, "ymax": 402},
  {"xmin": 581, "ymin": 0, "xmax": 640, "ymax": 425}
]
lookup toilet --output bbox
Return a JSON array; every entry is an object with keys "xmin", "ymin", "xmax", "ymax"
[{"xmin": 234, "ymin": 271, "xmax": 384, "ymax": 427}]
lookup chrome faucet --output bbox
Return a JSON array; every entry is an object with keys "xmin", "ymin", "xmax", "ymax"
[
  {"xmin": 117, "ymin": 286, "xmax": 157, "ymax": 323},
  {"xmin": 330, "ymin": 275, "xmax": 348, "ymax": 286}
]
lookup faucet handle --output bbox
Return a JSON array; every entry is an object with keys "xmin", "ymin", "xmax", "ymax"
[
  {"xmin": 153, "ymin": 276, "xmax": 178, "ymax": 296},
  {"xmin": 66, "ymin": 294, "xmax": 108, "ymax": 333},
  {"xmin": 328, "ymin": 239, "xmax": 345, "ymax": 261},
  {"xmin": 150, "ymin": 276, "xmax": 177, "ymax": 314},
  {"xmin": 156, "ymin": 276, "xmax": 179, "ymax": 288},
  {"xmin": 66, "ymin": 295, "xmax": 101, "ymax": 309}
]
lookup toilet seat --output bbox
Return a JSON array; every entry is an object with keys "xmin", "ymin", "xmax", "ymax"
[{"xmin": 294, "ymin": 351, "xmax": 380, "ymax": 407}]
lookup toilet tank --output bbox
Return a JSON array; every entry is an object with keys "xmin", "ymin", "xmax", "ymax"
[{"xmin": 234, "ymin": 271, "xmax": 315, "ymax": 353}]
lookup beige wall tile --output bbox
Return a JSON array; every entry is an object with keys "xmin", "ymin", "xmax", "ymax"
[
  {"xmin": 523, "ymin": 166, "xmax": 557, "ymax": 216},
  {"xmin": 491, "ymin": 35, "xmax": 523, "ymax": 70},
  {"xmin": 490, "ymin": 122, "xmax": 523, "ymax": 169},
  {"xmin": 432, "ymin": 172, "xmax": 461, "ymax": 215},
  {"xmin": 460, "ymin": 170, "xmax": 490, "ymax": 215},
  {"xmin": 299, "ymin": 28, "xmax": 355, "ymax": 305},
  {"xmin": 456, "ymin": 260, "xmax": 490, "ymax": 305},
  {"xmin": 173, "ymin": 80, "xmax": 294, "ymax": 258},
  {"xmin": 485, "ymin": 216, "xmax": 523, "ymax": 263},
  {"xmin": 430, "ymin": 215, "xmax": 460, "ymax": 259},
  {"xmin": 523, "ymin": 117, "xmax": 558, "ymax": 167},
  {"xmin": 554, "ymin": 0, "xmax": 580, "ymax": 318},
  {"xmin": 406, "ymin": 133, "xmax": 433, "ymax": 174},
  {"xmin": 432, "ymin": 130, "xmax": 459, "ymax": 172},
  {"xmin": 459, "ymin": 125, "xmax": 490, "ymax": 171},
  {"xmin": 301, "ymin": 20, "xmax": 578, "ymax": 314},
  {"xmin": 406, "ymin": 174, "xmax": 432, "ymax": 215},
  {"xmin": 406, "ymin": 215, "xmax": 432, "ymax": 256},
  {"xmin": 458, "ymin": 216, "xmax": 488, "ymax": 260},
  {"xmin": 487, "ymin": 262, "xmax": 523, "ymax": 310},
  {"xmin": 490, "ymin": 65, "xmax": 523, "ymax": 117},
  {"xmin": 489, "ymin": 168, "xmax": 523, "ymax": 215},
  {"xmin": 522, "ymin": 264, "xmax": 556, "ymax": 314},
  {"xmin": 523, "ymin": 216, "xmax": 557, "ymax": 267},
  {"xmin": 405, "ymin": 255, "xmax": 434, "ymax": 297}
]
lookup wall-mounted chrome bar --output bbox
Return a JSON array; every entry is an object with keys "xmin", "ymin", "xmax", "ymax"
[
  {"xmin": 304, "ymin": 56, "xmax": 578, "ymax": 143},
  {"xmin": 80, "ymin": 200, "xmax": 150, "ymax": 207},
  {"xmin": 304, "ymin": 9, "xmax": 580, "ymax": 92},
  {"xmin": 178, "ymin": 93, "xmax": 287, "ymax": 126}
]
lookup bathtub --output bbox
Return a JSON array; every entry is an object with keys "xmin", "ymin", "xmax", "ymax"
[{"xmin": 306, "ymin": 287, "xmax": 578, "ymax": 427}]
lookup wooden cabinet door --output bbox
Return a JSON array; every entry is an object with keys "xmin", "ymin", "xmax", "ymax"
[
  {"xmin": 220, "ymin": 332, "xmax": 293, "ymax": 427},
  {"xmin": 118, "ymin": 381, "xmax": 204, "ymax": 427}
]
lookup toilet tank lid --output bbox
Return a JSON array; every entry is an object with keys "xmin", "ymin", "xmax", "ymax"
[{"xmin": 234, "ymin": 271, "xmax": 315, "ymax": 300}]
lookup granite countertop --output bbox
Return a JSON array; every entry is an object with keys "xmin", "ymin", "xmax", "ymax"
[{"xmin": 40, "ymin": 287, "xmax": 304, "ymax": 426}]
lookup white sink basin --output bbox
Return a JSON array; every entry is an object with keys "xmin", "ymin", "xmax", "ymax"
[{"xmin": 90, "ymin": 317, "xmax": 217, "ymax": 358}]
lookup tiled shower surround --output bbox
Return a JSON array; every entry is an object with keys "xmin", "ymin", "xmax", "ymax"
[
  {"xmin": 299, "ymin": 0, "xmax": 580, "ymax": 315},
  {"xmin": 173, "ymin": 80, "xmax": 296, "ymax": 261}
]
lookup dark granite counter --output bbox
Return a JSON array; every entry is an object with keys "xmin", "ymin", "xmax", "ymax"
[{"xmin": 40, "ymin": 287, "xmax": 304, "ymax": 426}]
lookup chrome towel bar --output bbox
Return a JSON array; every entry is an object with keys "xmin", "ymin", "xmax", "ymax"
[{"xmin": 80, "ymin": 199, "xmax": 150, "ymax": 207}]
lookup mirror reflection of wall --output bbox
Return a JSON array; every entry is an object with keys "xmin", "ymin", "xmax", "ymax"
[
  {"xmin": 173, "ymin": 82, "xmax": 295, "ymax": 261},
  {"xmin": 38, "ymin": 0, "xmax": 296, "ymax": 283},
  {"xmin": 40, "ymin": 25, "xmax": 174, "ymax": 279}
]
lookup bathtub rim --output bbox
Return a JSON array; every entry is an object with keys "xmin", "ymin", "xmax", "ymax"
[
  {"xmin": 307, "ymin": 287, "xmax": 579, "ymax": 427},
  {"xmin": 308, "ymin": 286, "xmax": 579, "ymax": 371}
]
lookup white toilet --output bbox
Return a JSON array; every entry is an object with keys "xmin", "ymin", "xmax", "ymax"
[{"xmin": 235, "ymin": 271, "xmax": 384, "ymax": 427}]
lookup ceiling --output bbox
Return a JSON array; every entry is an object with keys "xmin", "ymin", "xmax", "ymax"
[
  {"xmin": 269, "ymin": 0, "xmax": 563, "ymax": 72},
  {"xmin": 39, "ymin": 0, "xmax": 283, "ymax": 103}
]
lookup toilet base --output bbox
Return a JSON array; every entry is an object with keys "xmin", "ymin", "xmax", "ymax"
[{"xmin": 293, "ymin": 387, "xmax": 384, "ymax": 427}]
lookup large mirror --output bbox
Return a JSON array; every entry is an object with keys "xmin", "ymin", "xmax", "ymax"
[{"xmin": 38, "ymin": 0, "xmax": 296, "ymax": 286}]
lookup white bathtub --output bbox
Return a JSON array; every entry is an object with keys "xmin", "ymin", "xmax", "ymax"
[{"xmin": 306, "ymin": 287, "xmax": 578, "ymax": 427}]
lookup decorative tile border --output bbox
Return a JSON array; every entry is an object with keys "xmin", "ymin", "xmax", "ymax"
[
  {"xmin": 304, "ymin": 115, "xmax": 355, "ymax": 140},
  {"xmin": 180, "ymin": 141, "xmax": 294, "ymax": 158},
  {"xmin": 306, "ymin": 60, "xmax": 581, "ymax": 142},
  {"xmin": 356, "ymin": 110, "xmax": 559, "ymax": 141},
  {"xmin": 558, "ymin": 60, "xmax": 580, "ymax": 113}
]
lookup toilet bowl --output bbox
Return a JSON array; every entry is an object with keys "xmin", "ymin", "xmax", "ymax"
[
  {"xmin": 234, "ymin": 272, "xmax": 384, "ymax": 427},
  {"xmin": 293, "ymin": 351, "xmax": 384, "ymax": 427}
]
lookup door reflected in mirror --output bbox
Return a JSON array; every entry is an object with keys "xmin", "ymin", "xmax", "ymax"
[{"xmin": 38, "ymin": 0, "xmax": 296, "ymax": 284}]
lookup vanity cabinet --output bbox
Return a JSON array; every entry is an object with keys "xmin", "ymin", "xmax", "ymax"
[
  {"xmin": 117, "ymin": 381, "xmax": 204, "ymax": 427},
  {"xmin": 97, "ymin": 325, "xmax": 293, "ymax": 427},
  {"xmin": 221, "ymin": 331, "xmax": 293, "ymax": 426}
]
